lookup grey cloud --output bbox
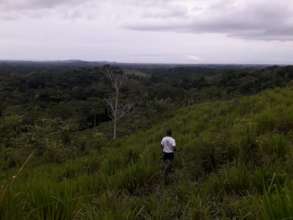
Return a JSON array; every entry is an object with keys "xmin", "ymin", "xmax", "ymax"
[
  {"xmin": 0, "ymin": 0, "xmax": 183, "ymax": 20},
  {"xmin": 1, "ymin": 0, "xmax": 293, "ymax": 44},
  {"xmin": 126, "ymin": 0, "xmax": 293, "ymax": 41},
  {"xmin": 0, "ymin": 0, "xmax": 86, "ymax": 10},
  {"xmin": 142, "ymin": 7, "xmax": 187, "ymax": 19},
  {"xmin": 0, "ymin": 0, "xmax": 93, "ymax": 20}
]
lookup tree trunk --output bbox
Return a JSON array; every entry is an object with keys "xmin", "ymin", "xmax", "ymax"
[
  {"xmin": 113, "ymin": 84, "xmax": 119, "ymax": 140},
  {"xmin": 94, "ymin": 113, "xmax": 96, "ymax": 128},
  {"xmin": 113, "ymin": 117, "xmax": 117, "ymax": 139}
]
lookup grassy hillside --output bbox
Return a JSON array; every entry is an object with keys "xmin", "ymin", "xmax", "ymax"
[{"xmin": 1, "ymin": 84, "xmax": 293, "ymax": 219}]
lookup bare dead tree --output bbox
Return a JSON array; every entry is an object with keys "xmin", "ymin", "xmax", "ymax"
[{"xmin": 103, "ymin": 65, "xmax": 133, "ymax": 139}]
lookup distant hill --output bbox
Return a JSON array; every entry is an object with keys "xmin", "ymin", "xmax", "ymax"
[
  {"xmin": 0, "ymin": 60, "xmax": 109, "ymax": 75},
  {"xmin": 0, "ymin": 60, "xmax": 270, "ymax": 75}
]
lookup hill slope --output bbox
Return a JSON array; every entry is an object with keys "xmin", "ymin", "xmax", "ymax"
[{"xmin": 1, "ymin": 85, "xmax": 293, "ymax": 219}]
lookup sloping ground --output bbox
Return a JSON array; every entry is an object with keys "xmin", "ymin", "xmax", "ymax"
[{"xmin": 1, "ymin": 85, "xmax": 293, "ymax": 219}]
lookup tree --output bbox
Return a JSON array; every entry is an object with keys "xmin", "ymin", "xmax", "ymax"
[{"xmin": 103, "ymin": 65, "xmax": 133, "ymax": 139}]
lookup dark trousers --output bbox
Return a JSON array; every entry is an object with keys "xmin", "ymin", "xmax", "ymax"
[
  {"xmin": 163, "ymin": 152, "xmax": 174, "ymax": 161},
  {"xmin": 162, "ymin": 152, "xmax": 174, "ymax": 184}
]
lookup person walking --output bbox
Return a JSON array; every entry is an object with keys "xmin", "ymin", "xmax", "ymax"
[{"xmin": 161, "ymin": 129, "xmax": 176, "ymax": 184}]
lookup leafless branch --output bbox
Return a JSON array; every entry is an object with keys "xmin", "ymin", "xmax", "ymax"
[{"xmin": 102, "ymin": 65, "xmax": 133, "ymax": 139}]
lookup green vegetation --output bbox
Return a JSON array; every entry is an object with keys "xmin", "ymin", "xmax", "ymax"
[
  {"xmin": 1, "ymin": 83, "xmax": 293, "ymax": 219},
  {"xmin": 1, "ymin": 64, "xmax": 293, "ymax": 169}
]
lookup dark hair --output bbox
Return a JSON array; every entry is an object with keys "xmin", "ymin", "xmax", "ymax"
[{"xmin": 166, "ymin": 129, "xmax": 172, "ymax": 136}]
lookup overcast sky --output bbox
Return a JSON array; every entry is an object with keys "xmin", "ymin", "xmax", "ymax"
[{"xmin": 0, "ymin": 0, "xmax": 293, "ymax": 64}]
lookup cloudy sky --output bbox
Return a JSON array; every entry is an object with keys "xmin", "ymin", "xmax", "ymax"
[{"xmin": 0, "ymin": 0, "xmax": 293, "ymax": 64}]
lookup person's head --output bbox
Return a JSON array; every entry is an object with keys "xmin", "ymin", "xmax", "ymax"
[{"xmin": 166, "ymin": 129, "xmax": 172, "ymax": 136}]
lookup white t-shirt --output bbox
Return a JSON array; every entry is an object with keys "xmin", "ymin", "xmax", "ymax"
[{"xmin": 161, "ymin": 136, "xmax": 176, "ymax": 153}]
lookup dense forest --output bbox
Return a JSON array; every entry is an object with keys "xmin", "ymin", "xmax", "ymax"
[{"xmin": 0, "ymin": 61, "xmax": 293, "ymax": 219}]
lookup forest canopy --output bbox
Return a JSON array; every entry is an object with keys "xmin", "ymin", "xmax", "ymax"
[{"xmin": 0, "ymin": 62, "xmax": 292, "ymax": 219}]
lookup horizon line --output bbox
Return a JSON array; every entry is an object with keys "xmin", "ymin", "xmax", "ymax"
[{"xmin": 0, "ymin": 59, "xmax": 291, "ymax": 66}]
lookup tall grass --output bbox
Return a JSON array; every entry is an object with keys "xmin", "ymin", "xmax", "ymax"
[
  {"xmin": 262, "ymin": 186, "xmax": 293, "ymax": 220},
  {"xmin": 0, "ymin": 86, "xmax": 292, "ymax": 219}
]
